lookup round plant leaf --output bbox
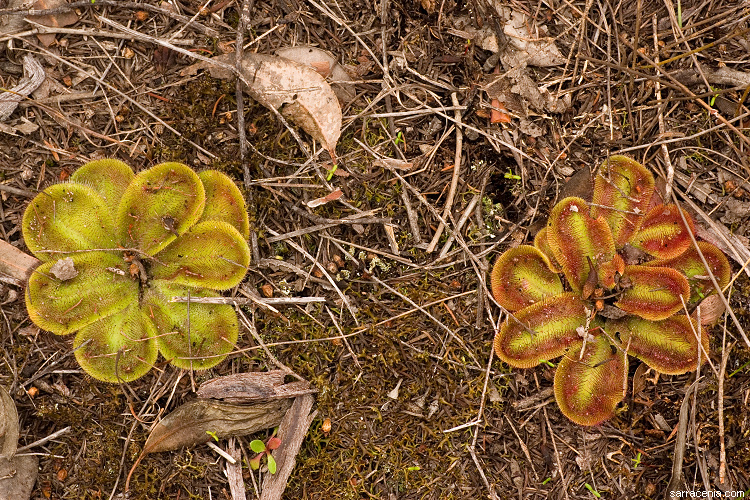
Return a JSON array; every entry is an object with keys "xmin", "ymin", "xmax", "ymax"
[
  {"xmin": 117, "ymin": 162, "xmax": 206, "ymax": 255},
  {"xmin": 608, "ymin": 314, "xmax": 708, "ymax": 374},
  {"xmin": 144, "ymin": 281, "xmax": 239, "ymax": 370},
  {"xmin": 615, "ymin": 265, "xmax": 690, "ymax": 321},
  {"xmin": 547, "ymin": 197, "xmax": 615, "ymax": 292},
  {"xmin": 554, "ymin": 334, "xmax": 627, "ymax": 426},
  {"xmin": 150, "ymin": 220, "xmax": 250, "ymax": 290},
  {"xmin": 644, "ymin": 241, "xmax": 731, "ymax": 304},
  {"xmin": 73, "ymin": 304, "xmax": 159, "ymax": 383},
  {"xmin": 490, "ymin": 245, "xmax": 563, "ymax": 312},
  {"xmin": 198, "ymin": 170, "xmax": 250, "ymax": 239},
  {"xmin": 25, "ymin": 251, "xmax": 138, "ymax": 335},
  {"xmin": 630, "ymin": 204, "xmax": 695, "ymax": 259},
  {"xmin": 70, "ymin": 159, "xmax": 135, "ymax": 213},
  {"xmin": 591, "ymin": 156, "xmax": 655, "ymax": 248},
  {"xmin": 22, "ymin": 183, "xmax": 117, "ymax": 261},
  {"xmin": 532, "ymin": 227, "xmax": 561, "ymax": 272},
  {"xmin": 494, "ymin": 292, "xmax": 587, "ymax": 368}
]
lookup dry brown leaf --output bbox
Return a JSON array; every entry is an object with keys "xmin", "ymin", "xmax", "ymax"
[
  {"xmin": 143, "ymin": 399, "xmax": 291, "ymax": 454},
  {"xmin": 181, "ymin": 52, "xmax": 342, "ymax": 160},
  {"xmin": 306, "ymin": 188, "xmax": 343, "ymax": 208},
  {"xmin": 239, "ymin": 53, "xmax": 342, "ymax": 160},
  {"xmin": 275, "ymin": 46, "xmax": 356, "ymax": 103},
  {"xmin": 27, "ymin": 0, "xmax": 79, "ymax": 47}
]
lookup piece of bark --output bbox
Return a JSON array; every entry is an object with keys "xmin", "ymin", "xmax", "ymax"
[
  {"xmin": 143, "ymin": 399, "xmax": 291, "ymax": 454},
  {"xmin": 0, "ymin": 240, "xmax": 38, "ymax": 287},
  {"xmin": 260, "ymin": 395, "xmax": 316, "ymax": 500},
  {"xmin": 197, "ymin": 371, "xmax": 317, "ymax": 403},
  {"xmin": 0, "ymin": 388, "xmax": 19, "ymax": 459}
]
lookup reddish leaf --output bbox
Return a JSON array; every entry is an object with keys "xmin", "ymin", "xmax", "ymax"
[
  {"xmin": 533, "ymin": 227, "xmax": 561, "ymax": 272},
  {"xmin": 591, "ymin": 156, "xmax": 655, "ymax": 248},
  {"xmin": 554, "ymin": 334, "xmax": 627, "ymax": 426},
  {"xmin": 644, "ymin": 241, "xmax": 731, "ymax": 303},
  {"xmin": 615, "ymin": 265, "xmax": 690, "ymax": 321},
  {"xmin": 630, "ymin": 204, "xmax": 695, "ymax": 259},
  {"xmin": 547, "ymin": 197, "xmax": 615, "ymax": 292},
  {"xmin": 494, "ymin": 292, "xmax": 587, "ymax": 368},
  {"xmin": 609, "ymin": 314, "xmax": 708, "ymax": 374},
  {"xmin": 490, "ymin": 245, "xmax": 563, "ymax": 312}
]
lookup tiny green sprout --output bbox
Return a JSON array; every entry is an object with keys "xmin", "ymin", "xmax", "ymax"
[
  {"xmin": 326, "ymin": 164, "xmax": 338, "ymax": 181},
  {"xmin": 542, "ymin": 477, "xmax": 552, "ymax": 485},
  {"xmin": 710, "ymin": 86, "xmax": 719, "ymax": 106},
  {"xmin": 394, "ymin": 130, "xmax": 404, "ymax": 146},
  {"xmin": 585, "ymin": 483, "xmax": 601, "ymax": 498},
  {"xmin": 206, "ymin": 430, "xmax": 219, "ymax": 442},
  {"xmin": 23, "ymin": 160, "xmax": 251, "ymax": 382},
  {"xmin": 249, "ymin": 435, "xmax": 282, "ymax": 474},
  {"xmin": 491, "ymin": 156, "xmax": 731, "ymax": 425},
  {"xmin": 504, "ymin": 169, "xmax": 521, "ymax": 181},
  {"xmin": 406, "ymin": 466, "xmax": 421, "ymax": 471},
  {"xmin": 632, "ymin": 451, "xmax": 642, "ymax": 468}
]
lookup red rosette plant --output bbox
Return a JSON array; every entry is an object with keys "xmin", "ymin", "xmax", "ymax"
[{"xmin": 491, "ymin": 156, "xmax": 730, "ymax": 425}]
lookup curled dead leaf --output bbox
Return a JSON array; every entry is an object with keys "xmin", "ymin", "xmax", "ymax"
[
  {"xmin": 695, "ymin": 293, "xmax": 725, "ymax": 325},
  {"xmin": 275, "ymin": 46, "xmax": 356, "ymax": 103},
  {"xmin": 181, "ymin": 52, "xmax": 342, "ymax": 161}
]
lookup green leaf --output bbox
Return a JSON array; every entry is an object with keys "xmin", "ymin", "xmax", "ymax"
[
  {"xmin": 615, "ymin": 265, "xmax": 690, "ymax": 321},
  {"xmin": 591, "ymin": 156, "xmax": 655, "ymax": 248},
  {"xmin": 554, "ymin": 334, "xmax": 627, "ymax": 426},
  {"xmin": 23, "ymin": 183, "xmax": 117, "ymax": 261},
  {"xmin": 25, "ymin": 251, "xmax": 138, "ymax": 335},
  {"xmin": 630, "ymin": 204, "xmax": 695, "ymax": 259},
  {"xmin": 644, "ymin": 241, "xmax": 731, "ymax": 304},
  {"xmin": 198, "ymin": 170, "xmax": 250, "ymax": 239},
  {"xmin": 150, "ymin": 220, "xmax": 250, "ymax": 290},
  {"xmin": 73, "ymin": 304, "xmax": 158, "ymax": 383},
  {"xmin": 494, "ymin": 292, "xmax": 587, "ymax": 368},
  {"xmin": 608, "ymin": 314, "xmax": 708, "ymax": 374},
  {"xmin": 143, "ymin": 281, "xmax": 239, "ymax": 370},
  {"xmin": 490, "ymin": 245, "xmax": 563, "ymax": 312},
  {"xmin": 533, "ymin": 227, "xmax": 561, "ymax": 272},
  {"xmin": 267, "ymin": 453, "xmax": 277, "ymax": 474},
  {"xmin": 117, "ymin": 162, "xmax": 206, "ymax": 255},
  {"xmin": 70, "ymin": 159, "xmax": 134, "ymax": 213},
  {"xmin": 250, "ymin": 439, "xmax": 267, "ymax": 453},
  {"xmin": 547, "ymin": 197, "xmax": 615, "ymax": 292},
  {"xmin": 249, "ymin": 455, "xmax": 262, "ymax": 470}
]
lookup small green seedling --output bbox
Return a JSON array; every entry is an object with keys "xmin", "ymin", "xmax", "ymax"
[
  {"xmin": 585, "ymin": 483, "xmax": 601, "ymax": 498},
  {"xmin": 491, "ymin": 156, "xmax": 731, "ymax": 425},
  {"xmin": 249, "ymin": 435, "xmax": 282, "ymax": 474},
  {"xmin": 632, "ymin": 451, "xmax": 642, "ymax": 468},
  {"xmin": 503, "ymin": 168, "xmax": 521, "ymax": 180}
]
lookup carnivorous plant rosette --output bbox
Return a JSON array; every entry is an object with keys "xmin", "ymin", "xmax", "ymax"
[
  {"xmin": 491, "ymin": 156, "xmax": 731, "ymax": 425},
  {"xmin": 23, "ymin": 160, "xmax": 251, "ymax": 383}
]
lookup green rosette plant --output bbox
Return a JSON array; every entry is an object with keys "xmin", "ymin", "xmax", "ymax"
[
  {"xmin": 23, "ymin": 160, "xmax": 251, "ymax": 383},
  {"xmin": 491, "ymin": 156, "xmax": 731, "ymax": 425}
]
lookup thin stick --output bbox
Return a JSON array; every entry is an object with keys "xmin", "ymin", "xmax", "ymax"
[
  {"xmin": 237, "ymin": 0, "xmax": 252, "ymax": 189},
  {"xmin": 652, "ymin": 15, "xmax": 675, "ymax": 200},
  {"xmin": 427, "ymin": 92, "xmax": 463, "ymax": 252}
]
